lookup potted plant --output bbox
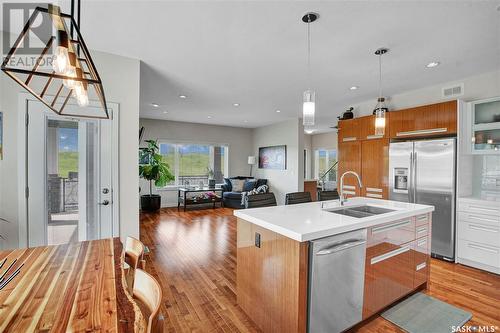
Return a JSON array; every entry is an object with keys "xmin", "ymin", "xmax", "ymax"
[
  {"xmin": 139, "ymin": 140, "xmax": 175, "ymax": 212},
  {"xmin": 207, "ymin": 167, "xmax": 216, "ymax": 188}
]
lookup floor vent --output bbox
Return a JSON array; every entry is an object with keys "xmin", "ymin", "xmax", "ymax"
[{"xmin": 442, "ymin": 83, "xmax": 464, "ymax": 98}]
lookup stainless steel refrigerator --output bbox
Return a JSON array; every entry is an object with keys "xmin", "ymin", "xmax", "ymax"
[{"xmin": 389, "ymin": 138, "xmax": 456, "ymax": 261}]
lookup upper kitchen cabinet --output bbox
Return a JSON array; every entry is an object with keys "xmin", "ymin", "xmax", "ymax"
[
  {"xmin": 338, "ymin": 118, "xmax": 360, "ymax": 143},
  {"xmin": 470, "ymin": 97, "xmax": 500, "ymax": 154},
  {"xmin": 389, "ymin": 101, "xmax": 457, "ymax": 138},
  {"xmin": 338, "ymin": 141, "xmax": 362, "ymax": 197},
  {"xmin": 358, "ymin": 114, "xmax": 391, "ymax": 140}
]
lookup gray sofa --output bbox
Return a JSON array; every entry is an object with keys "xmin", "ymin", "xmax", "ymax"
[{"xmin": 221, "ymin": 176, "xmax": 268, "ymax": 208}]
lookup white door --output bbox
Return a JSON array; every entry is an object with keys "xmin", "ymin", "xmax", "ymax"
[{"xmin": 26, "ymin": 100, "xmax": 115, "ymax": 247}]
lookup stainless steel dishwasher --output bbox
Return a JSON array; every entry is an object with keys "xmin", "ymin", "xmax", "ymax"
[{"xmin": 308, "ymin": 229, "xmax": 367, "ymax": 333}]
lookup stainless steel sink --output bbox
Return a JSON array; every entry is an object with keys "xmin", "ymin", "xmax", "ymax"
[{"xmin": 325, "ymin": 205, "xmax": 395, "ymax": 218}]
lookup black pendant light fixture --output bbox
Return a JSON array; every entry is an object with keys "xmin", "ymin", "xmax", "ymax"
[
  {"xmin": 302, "ymin": 12, "xmax": 318, "ymax": 126},
  {"xmin": 373, "ymin": 47, "xmax": 389, "ymax": 135},
  {"xmin": 1, "ymin": 1, "xmax": 109, "ymax": 119}
]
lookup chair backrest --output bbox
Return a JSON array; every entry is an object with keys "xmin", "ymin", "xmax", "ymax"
[
  {"xmin": 317, "ymin": 190, "xmax": 340, "ymax": 201},
  {"xmin": 133, "ymin": 269, "xmax": 163, "ymax": 333},
  {"xmin": 285, "ymin": 192, "xmax": 312, "ymax": 205},
  {"xmin": 125, "ymin": 236, "xmax": 145, "ymax": 271},
  {"xmin": 245, "ymin": 193, "xmax": 277, "ymax": 208}
]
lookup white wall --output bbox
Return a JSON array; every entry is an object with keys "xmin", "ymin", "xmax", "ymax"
[
  {"xmin": 252, "ymin": 119, "xmax": 304, "ymax": 205},
  {"xmin": 303, "ymin": 134, "xmax": 312, "ymax": 180},
  {"xmin": 139, "ymin": 118, "xmax": 253, "ymax": 207},
  {"xmin": 0, "ymin": 39, "xmax": 140, "ymax": 249}
]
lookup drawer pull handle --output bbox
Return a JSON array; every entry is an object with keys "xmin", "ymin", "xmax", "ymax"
[
  {"xmin": 469, "ymin": 205, "xmax": 498, "ymax": 213},
  {"xmin": 417, "ymin": 239, "xmax": 427, "ymax": 247},
  {"xmin": 468, "ymin": 215, "xmax": 498, "ymax": 223},
  {"xmin": 417, "ymin": 226, "xmax": 428, "ymax": 235},
  {"xmin": 372, "ymin": 220, "xmax": 411, "ymax": 234},
  {"xmin": 469, "ymin": 224, "xmax": 499, "ymax": 233},
  {"xmin": 396, "ymin": 128, "xmax": 447, "ymax": 137},
  {"xmin": 371, "ymin": 245, "xmax": 410, "ymax": 265},
  {"xmin": 366, "ymin": 193, "xmax": 383, "ymax": 199},
  {"xmin": 416, "ymin": 262, "xmax": 427, "ymax": 271},
  {"xmin": 343, "ymin": 190, "xmax": 356, "ymax": 195},
  {"xmin": 343, "ymin": 137, "xmax": 357, "ymax": 142},
  {"xmin": 366, "ymin": 187, "xmax": 383, "ymax": 193},
  {"xmin": 467, "ymin": 243, "xmax": 500, "ymax": 254},
  {"xmin": 417, "ymin": 215, "xmax": 428, "ymax": 221},
  {"xmin": 342, "ymin": 185, "xmax": 356, "ymax": 190},
  {"xmin": 366, "ymin": 134, "xmax": 384, "ymax": 140}
]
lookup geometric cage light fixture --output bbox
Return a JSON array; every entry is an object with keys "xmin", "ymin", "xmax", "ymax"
[{"xmin": 1, "ymin": 3, "xmax": 109, "ymax": 119}]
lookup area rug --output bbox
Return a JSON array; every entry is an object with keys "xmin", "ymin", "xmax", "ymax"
[{"xmin": 381, "ymin": 292, "xmax": 472, "ymax": 333}]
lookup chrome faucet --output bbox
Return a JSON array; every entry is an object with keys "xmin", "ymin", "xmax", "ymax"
[{"xmin": 339, "ymin": 171, "xmax": 363, "ymax": 206}]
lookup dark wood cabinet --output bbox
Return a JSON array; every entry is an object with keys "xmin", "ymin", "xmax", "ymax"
[
  {"xmin": 389, "ymin": 100, "xmax": 457, "ymax": 138},
  {"xmin": 337, "ymin": 141, "xmax": 362, "ymax": 197},
  {"xmin": 338, "ymin": 118, "xmax": 360, "ymax": 143},
  {"xmin": 361, "ymin": 139, "xmax": 389, "ymax": 199}
]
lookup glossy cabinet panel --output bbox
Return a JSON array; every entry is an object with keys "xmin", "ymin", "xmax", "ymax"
[
  {"xmin": 361, "ymin": 139, "xmax": 390, "ymax": 199},
  {"xmin": 338, "ymin": 141, "xmax": 362, "ymax": 197}
]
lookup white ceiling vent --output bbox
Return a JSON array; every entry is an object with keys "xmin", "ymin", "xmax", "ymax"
[{"xmin": 442, "ymin": 83, "xmax": 464, "ymax": 98}]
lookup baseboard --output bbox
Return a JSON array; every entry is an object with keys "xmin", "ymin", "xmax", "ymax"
[{"xmin": 456, "ymin": 257, "xmax": 500, "ymax": 275}]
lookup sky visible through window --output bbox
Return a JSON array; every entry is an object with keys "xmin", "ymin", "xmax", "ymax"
[{"xmin": 59, "ymin": 128, "xmax": 78, "ymax": 152}]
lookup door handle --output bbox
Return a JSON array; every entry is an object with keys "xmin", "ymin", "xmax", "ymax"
[
  {"xmin": 99, "ymin": 200, "xmax": 110, "ymax": 206},
  {"xmin": 413, "ymin": 151, "xmax": 417, "ymax": 202},
  {"xmin": 316, "ymin": 239, "xmax": 366, "ymax": 255}
]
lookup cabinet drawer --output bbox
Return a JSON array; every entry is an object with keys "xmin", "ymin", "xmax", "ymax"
[
  {"xmin": 363, "ymin": 243, "xmax": 414, "ymax": 319},
  {"xmin": 415, "ymin": 213, "xmax": 430, "ymax": 227},
  {"xmin": 413, "ymin": 237, "xmax": 430, "ymax": 288},
  {"xmin": 458, "ymin": 240, "xmax": 500, "ymax": 268},
  {"xmin": 458, "ymin": 213, "xmax": 500, "ymax": 247},
  {"xmin": 459, "ymin": 201, "xmax": 500, "ymax": 216},
  {"xmin": 367, "ymin": 218, "xmax": 415, "ymax": 254},
  {"xmin": 415, "ymin": 224, "xmax": 429, "ymax": 239}
]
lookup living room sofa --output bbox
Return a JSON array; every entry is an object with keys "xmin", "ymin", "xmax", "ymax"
[{"xmin": 221, "ymin": 176, "xmax": 268, "ymax": 208}]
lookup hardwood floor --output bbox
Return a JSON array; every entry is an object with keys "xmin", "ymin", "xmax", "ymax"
[{"xmin": 140, "ymin": 207, "xmax": 500, "ymax": 333}]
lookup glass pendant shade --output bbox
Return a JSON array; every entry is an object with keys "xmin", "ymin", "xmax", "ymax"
[
  {"xmin": 374, "ymin": 97, "xmax": 387, "ymax": 136},
  {"xmin": 303, "ymin": 90, "xmax": 315, "ymax": 126}
]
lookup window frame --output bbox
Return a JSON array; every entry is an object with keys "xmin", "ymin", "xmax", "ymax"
[
  {"xmin": 314, "ymin": 148, "xmax": 337, "ymax": 182},
  {"xmin": 157, "ymin": 140, "xmax": 229, "ymax": 189}
]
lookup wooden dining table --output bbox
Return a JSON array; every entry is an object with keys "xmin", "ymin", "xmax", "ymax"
[{"xmin": 0, "ymin": 238, "xmax": 146, "ymax": 332}]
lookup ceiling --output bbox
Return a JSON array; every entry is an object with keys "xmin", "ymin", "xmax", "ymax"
[{"xmin": 4, "ymin": 1, "xmax": 500, "ymax": 132}]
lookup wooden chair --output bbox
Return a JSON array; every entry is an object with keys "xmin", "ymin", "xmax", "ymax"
[
  {"xmin": 285, "ymin": 192, "xmax": 312, "ymax": 205},
  {"xmin": 245, "ymin": 193, "xmax": 277, "ymax": 208},
  {"xmin": 124, "ymin": 236, "xmax": 146, "ymax": 292},
  {"xmin": 133, "ymin": 269, "xmax": 163, "ymax": 333},
  {"xmin": 317, "ymin": 189, "xmax": 340, "ymax": 201}
]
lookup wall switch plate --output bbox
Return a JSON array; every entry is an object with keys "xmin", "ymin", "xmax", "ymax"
[{"xmin": 255, "ymin": 232, "xmax": 261, "ymax": 248}]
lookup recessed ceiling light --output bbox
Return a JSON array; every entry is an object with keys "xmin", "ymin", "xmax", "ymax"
[
  {"xmin": 349, "ymin": 86, "xmax": 359, "ymax": 90},
  {"xmin": 233, "ymin": 103, "xmax": 240, "ymax": 107},
  {"xmin": 426, "ymin": 61, "xmax": 440, "ymax": 68},
  {"xmin": 276, "ymin": 109, "xmax": 281, "ymax": 113},
  {"xmin": 305, "ymin": 129, "xmax": 314, "ymax": 134},
  {"xmin": 163, "ymin": 111, "xmax": 168, "ymax": 114},
  {"xmin": 207, "ymin": 115, "xmax": 212, "ymax": 119},
  {"xmin": 179, "ymin": 95, "xmax": 187, "ymax": 99},
  {"xmin": 151, "ymin": 103, "xmax": 159, "ymax": 107}
]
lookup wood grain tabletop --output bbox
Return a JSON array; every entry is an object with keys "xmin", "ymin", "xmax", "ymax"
[{"xmin": 0, "ymin": 238, "xmax": 146, "ymax": 333}]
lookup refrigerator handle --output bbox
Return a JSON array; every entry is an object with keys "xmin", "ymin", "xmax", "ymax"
[
  {"xmin": 413, "ymin": 152, "xmax": 417, "ymax": 202},
  {"xmin": 409, "ymin": 152, "xmax": 413, "ymax": 203}
]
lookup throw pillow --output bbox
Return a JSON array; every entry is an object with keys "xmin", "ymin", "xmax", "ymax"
[
  {"xmin": 223, "ymin": 178, "xmax": 232, "ymax": 191},
  {"xmin": 243, "ymin": 179, "xmax": 257, "ymax": 192},
  {"xmin": 230, "ymin": 179, "xmax": 245, "ymax": 192}
]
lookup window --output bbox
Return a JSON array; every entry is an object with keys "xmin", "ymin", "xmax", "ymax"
[
  {"xmin": 315, "ymin": 149, "xmax": 337, "ymax": 182},
  {"xmin": 158, "ymin": 142, "xmax": 229, "ymax": 187}
]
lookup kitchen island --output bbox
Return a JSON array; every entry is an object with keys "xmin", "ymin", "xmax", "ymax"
[{"xmin": 234, "ymin": 197, "xmax": 434, "ymax": 333}]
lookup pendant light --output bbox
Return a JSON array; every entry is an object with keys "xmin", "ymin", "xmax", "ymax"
[
  {"xmin": 302, "ymin": 12, "xmax": 318, "ymax": 126},
  {"xmin": 1, "ymin": 1, "xmax": 108, "ymax": 118},
  {"xmin": 373, "ymin": 48, "xmax": 389, "ymax": 136}
]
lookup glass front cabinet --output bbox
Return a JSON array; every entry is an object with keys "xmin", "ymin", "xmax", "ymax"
[{"xmin": 470, "ymin": 97, "xmax": 500, "ymax": 154}]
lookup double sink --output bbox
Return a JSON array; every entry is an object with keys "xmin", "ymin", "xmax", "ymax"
[{"xmin": 325, "ymin": 205, "xmax": 395, "ymax": 218}]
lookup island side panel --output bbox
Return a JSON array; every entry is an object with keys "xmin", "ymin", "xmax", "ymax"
[{"xmin": 236, "ymin": 218, "xmax": 309, "ymax": 333}]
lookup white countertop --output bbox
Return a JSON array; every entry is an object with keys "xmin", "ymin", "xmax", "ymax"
[{"xmin": 234, "ymin": 197, "xmax": 434, "ymax": 242}]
